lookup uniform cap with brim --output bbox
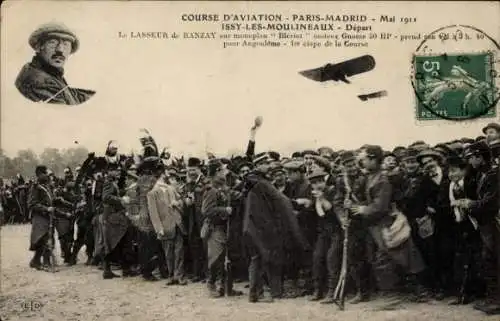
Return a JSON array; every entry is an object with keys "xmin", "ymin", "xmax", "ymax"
[
  {"xmin": 270, "ymin": 166, "xmax": 286, "ymax": 177},
  {"xmin": 307, "ymin": 168, "xmax": 328, "ymax": 181},
  {"xmin": 253, "ymin": 153, "xmax": 271, "ymax": 166},
  {"xmin": 318, "ymin": 146, "xmax": 334, "ymax": 156},
  {"xmin": 463, "ymin": 140, "xmax": 491, "ymax": 158},
  {"xmin": 447, "ymin": 154, "xmax": 467, "ymax": 168},
  {"xmin": 416, "ymin": 149, "xmax": 445, "ymax": 164},
  {"xmin": 166, "ymin": 167, "xmax": 180, "ymax": 178},
  {"xmin": 363, "ymin": 145, "xmax": 384, "ymax": 160},
  {"xmin": 482, "ymin": 122, "xmax": 500, "ymax": 134},
  {"xmin": 303, "ymin": 150, "xmax": 319, "ymax": 156},
  {"xmin": 29, "ymin": 23, "xmax": 79, "ymax": 54},
  {"xmin": 400, "ymin": 148, "xmax": 420, "ymax": 162},
  {"xmin": 339, "ymin": 151, "xmax": 356, "ymax": 164},
  {"xmin": 434, "ymin": 143, "xmax": 454, "ymax": 159},
  {"xmin": 282, "ymin": 159, "xmax": 304, "ymax": 171}
]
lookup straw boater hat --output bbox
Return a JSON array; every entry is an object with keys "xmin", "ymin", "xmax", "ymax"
[{"xmin": 29, "ymin": 22, "xmax": 79, "ymax": 54}]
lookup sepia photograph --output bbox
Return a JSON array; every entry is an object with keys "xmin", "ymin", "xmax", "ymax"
[
  {"xmin": 14, "ymin": 22, "xmax": 96, "ymax": 105},
  {"xmin": 1, "ymin": 1, "xmax": 499, "ymax": 321}
]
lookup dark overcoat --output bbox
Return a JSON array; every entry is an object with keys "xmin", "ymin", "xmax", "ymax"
[
  {"xmin": 102, "ymin": 178, "xmax": 130, "ymax": 256},
  {"xmin": 28, "ymin": 183, "xmax": 53, "ymax": 250}
]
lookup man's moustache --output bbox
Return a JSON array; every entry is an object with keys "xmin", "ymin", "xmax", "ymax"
[{"xmin": 51, "ymin": 54, "xmax": 65, "ymax": 61}]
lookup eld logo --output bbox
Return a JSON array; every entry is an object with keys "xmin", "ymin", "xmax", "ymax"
[{"xmin": 21, "ymin": 300, "xmax": 43, "ymax": 311}]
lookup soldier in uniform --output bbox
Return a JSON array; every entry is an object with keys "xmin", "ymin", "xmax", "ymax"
[
  {"xmin": 53, "ymin": 180, "xmax": 78, "ymax": 264},
  {"xmin": 201, "ymin": 159, "xmax": 242, "ymax": 297},
  {"xmin": 15, "ymin": 23, "xmax": 95, "ymax": 105},
  {"xmin": 28, "ymin": 165, "xmax": 55, "ymax": 270}
]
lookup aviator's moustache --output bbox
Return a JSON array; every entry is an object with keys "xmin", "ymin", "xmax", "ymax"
[{"xmin": 51, "ymin": 54, "xmax": 66, "ymax": 61}]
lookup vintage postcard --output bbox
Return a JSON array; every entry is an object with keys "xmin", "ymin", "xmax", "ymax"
[{"xmin": 1, "ymin": 1, "xmax": 500, "ymax": 321}]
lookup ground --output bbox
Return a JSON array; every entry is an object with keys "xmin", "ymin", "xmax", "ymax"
[{"xmin": 0, "ymin": 224, "xmax": 496, "ymax": 321}]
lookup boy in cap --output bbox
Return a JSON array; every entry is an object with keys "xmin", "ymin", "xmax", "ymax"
[
  {"xmin": 15, "ymin": 22, "xmax": 95, "ymax": 105},
  {"xmin": 307, "ymin": 168, "xmax": 342, "ymax": 302}
]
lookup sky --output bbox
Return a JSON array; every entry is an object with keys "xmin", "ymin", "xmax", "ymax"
[{"xmin": 1, "ymin": 1, "xmax": 499, "ymax": 158}]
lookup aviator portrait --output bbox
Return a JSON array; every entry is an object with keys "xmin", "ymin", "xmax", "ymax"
[{"xmin": 15, "ymin": 22, "xmax": 96, "ymax": 105}]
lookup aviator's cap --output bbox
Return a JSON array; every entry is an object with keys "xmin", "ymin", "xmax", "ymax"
[
  {"xmin": 29, "ymin": 22, "xmax": 79, "ymax": 54},
  {"xmin": 482, "ymin": 122, "xmax": 500, "ymax": 134}
]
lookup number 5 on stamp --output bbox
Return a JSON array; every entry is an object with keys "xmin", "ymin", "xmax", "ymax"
[{"xmin": 413, "ymin": 52, "xmax": 497, "ymax": 120}]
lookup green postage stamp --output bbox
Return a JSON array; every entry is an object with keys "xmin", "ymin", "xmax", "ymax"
[{"xmin": 413, "ymin": 51, "xmax": 497, "ymax": 120}]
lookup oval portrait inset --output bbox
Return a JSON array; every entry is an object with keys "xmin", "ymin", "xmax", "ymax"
[{"xmin": 15, "ymin": 22, "xmax": 96, "ymax": 105}]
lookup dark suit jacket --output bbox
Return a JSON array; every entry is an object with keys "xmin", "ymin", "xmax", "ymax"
[{"xmin": 468, "ymin": 167, "xmax": 499, "ymax": 226}]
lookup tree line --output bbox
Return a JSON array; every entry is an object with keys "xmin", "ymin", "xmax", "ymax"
[{"xmin": 0, "ymin": 147, "xmax": 90, "ymax": 181}]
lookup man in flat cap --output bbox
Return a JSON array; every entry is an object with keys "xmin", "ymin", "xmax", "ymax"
[
  {"xmin": 15, "ymin": 22, "xmax": 95, "ymax": 105},
  {"xmin": 483, "ymin": 123, "xmax": 500, "ymax": 144}
]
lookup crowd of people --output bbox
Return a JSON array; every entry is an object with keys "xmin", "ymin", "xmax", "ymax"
[{"xmin": 5, "ymin": 120, "xmax": 500, "ymax": 314}]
